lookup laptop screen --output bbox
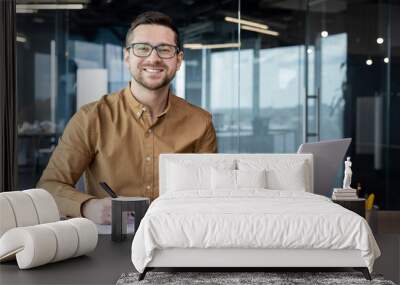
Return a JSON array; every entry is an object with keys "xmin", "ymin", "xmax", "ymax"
[{"xmin": 297, "ymin": 138, "xmax": 351, "ymax": 196}]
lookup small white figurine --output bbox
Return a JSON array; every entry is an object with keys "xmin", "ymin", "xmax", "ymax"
[{"xmin": 342, "ymin": 157, "xmax": 353, "ymax": 189}]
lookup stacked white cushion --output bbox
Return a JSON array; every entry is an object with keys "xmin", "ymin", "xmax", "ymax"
[
  {"xmin": 0, "ymin": 196, "xmax": 17, "ymax": 237},
  {"xmin": 1, "ymin": 191, "xmax": 40, "ymax": 227},
  {"xmin": 0, "ymin": 225, "xmax": 57, "ymax": 268},
  {"xmin": 67, "ymin": 218, "xmax": 98, "ymax": 257},
  {"xmin": 238, "ymin": 157, "xmax": 310, "ymax": 192},
  {"xmin": 0, "ymin": 218, "xmax": 98, "ymax": 269},
  {"xmin": 0, "ymin": 189, "xmax": 60, "ymax": 237},
  {"xmin": 24, "ymin": 189, "xmax": 60, "ymax": 224},
  {"xmin": 0, "ymin": 189, "xmax": 98, "ymax": 269},
  {"xmin": 42, "ymin": 221, "xmax": 79, "ymax": 262}
]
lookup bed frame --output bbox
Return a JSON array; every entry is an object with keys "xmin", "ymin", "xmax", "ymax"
[
  {"xmin": 139, "ymin": 248, "xmax": 370, "ymax": 280},
  {"xmin": 138, "ymin": 154, "xmax": 372, "ymax": 281}
]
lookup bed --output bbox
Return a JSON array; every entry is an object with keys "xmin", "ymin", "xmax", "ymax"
[{"xmin": 131, "ymin": 154, "xmax": 380, "ymax": 280}]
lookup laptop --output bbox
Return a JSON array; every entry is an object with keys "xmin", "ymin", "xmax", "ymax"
[{"xmin": 297, "ymin": 138, "xmax": 352, "ymax": 196}]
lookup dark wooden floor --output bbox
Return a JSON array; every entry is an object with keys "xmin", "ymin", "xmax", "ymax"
[{"xmin": 370, "ymin": 211, "xmax": 400, "ymax": 284}]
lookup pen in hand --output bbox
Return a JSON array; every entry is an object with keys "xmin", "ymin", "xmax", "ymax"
[
  {"xmin": 99, "ymin": 182, "xmax": 135, "ymax": 219},
  {"xmin": 99, "ymin": 182, "xmax": 118, "ymax": 198}
]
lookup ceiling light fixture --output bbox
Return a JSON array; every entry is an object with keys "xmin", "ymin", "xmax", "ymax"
[
  {"xmin": 16, "ymin": 35, "xmax": 27, "ymax": 43},
  {"xmin": 183, "ymin": 43, "xmax": 241, "ymax": 50},
  {"xmin": 183, "ymin": 43, "xmax": 203, "ymax": 49},
  {"xmin": 241, "ymin": 25, "xmax": 279, "ymax": 36},
  {"xmin": 321, "ymin": 30, "xmax": 328, "ymax": 38},
  {"xmin": 376, "ymin": 37, "xmax": 384, "ymax": 44},
  {"xmin": 224, "ymin": 16, "xmax": 268, "ymax": 30},
  {"xmin": 16, "ymin": 4, "xmax": 84, "ymax": 10},
  {"xmin": 384, "ymin": 57, "xmax": 389, "ymax": 63},
  {"xmin": 366, "ymin": 59, "xmax": 373, "ymax": 66},
  {"xmin": 16, "ymin": 8, "xmax": 37, "ymax": 13}
]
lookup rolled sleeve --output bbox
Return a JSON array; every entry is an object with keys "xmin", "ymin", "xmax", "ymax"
[{"xmin": 37, "ymin": 108, "xmax": 96, "ymax": 217}]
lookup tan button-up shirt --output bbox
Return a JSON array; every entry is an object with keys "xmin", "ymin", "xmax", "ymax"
[{"xmin": 37, "ymin": 85, "xmax": 217, "ymax": 217}]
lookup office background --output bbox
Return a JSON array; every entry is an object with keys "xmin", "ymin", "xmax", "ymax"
[{"xmin": 1, "ymin": 0, "xmax": 399, "ymax": 210}]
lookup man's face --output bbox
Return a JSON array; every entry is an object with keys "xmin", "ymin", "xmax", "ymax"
[{"xmin": 124, "ymin": 24, "xmax": 183, "ymax": 91}]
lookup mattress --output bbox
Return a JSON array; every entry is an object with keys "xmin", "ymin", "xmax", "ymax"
[{"xmin": 131, "ymin": 190, "xmax": 380, "ymax": 273}]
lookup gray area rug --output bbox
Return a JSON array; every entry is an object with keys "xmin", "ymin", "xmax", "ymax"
[{"xmin": 117, "ymin": 271, "xmax": 396, "ymax": 285}]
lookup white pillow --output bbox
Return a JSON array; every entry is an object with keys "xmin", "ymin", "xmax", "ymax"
[
  {"xmin": 211, "ymin": 168, "xmax": 236, "ymax": 189},
  {"xmin": 267, "ymin": 161, "xmax": 307, "ymax": 191},
  {"xmin": 211, "ymin": 169, "xmax": 267, "ymax": 190},
  {"xmin": 238, "ymin": 158, "xmax": 308, "ymax": 191},
  {"xmin": 167, "ymin": 160, "xmax": 235, "ymax": 191},
  {"xmin": 237, "ymin": 169, "xmax": 267, "ymax": 188},
  {"xmin": 167, "ymin": 163, "xmax": 210, "ymax": 191}
]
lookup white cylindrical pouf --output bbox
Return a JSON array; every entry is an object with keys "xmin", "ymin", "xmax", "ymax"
[
  {"xmin": 0, "ymin": 192, "xmax": 39, "ymax": 227},
  {"xmin": 0, "ymin": 196, "xmax": 17, "ymax": 237},
  {"xmin": 68, "ymin": 218, "xmax": 98, "ymax": 257},
  {"xmin": 23, "ymin": 189, "xmax": 60, "ymax": 224}
]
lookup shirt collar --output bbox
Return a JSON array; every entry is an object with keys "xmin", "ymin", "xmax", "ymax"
[
  {"xmin": 123, "ymin": 83, "xmax": 173, "ymax": 119},
  {"xmin": 157, "ymin": 91, "xmax": 172, "ymax": 118}
]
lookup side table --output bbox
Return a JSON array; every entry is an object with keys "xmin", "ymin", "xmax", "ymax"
[
  {"xmin": 332, "ymin": 198, "xmax": 366, "ymax": 218},
  {"xmin": 111, "ymin": 197, "xmax": 150, "ymax": 241}
]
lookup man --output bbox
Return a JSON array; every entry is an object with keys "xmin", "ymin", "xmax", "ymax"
[{"xmin": 37, "ymin": 11, "xmax": 217, "ymax": 224}]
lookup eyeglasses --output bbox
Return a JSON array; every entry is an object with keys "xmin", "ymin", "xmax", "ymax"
[{"xmin": 127, "ymin": 43, "xmax": 180, "ymax": 59}]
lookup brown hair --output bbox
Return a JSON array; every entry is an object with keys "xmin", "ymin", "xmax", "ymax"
[{"xmin": 125, "ymin": 11, "xmax": 181, "ymax": 50}]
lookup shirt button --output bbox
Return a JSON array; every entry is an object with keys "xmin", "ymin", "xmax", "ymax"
[
  {"xmin": 146, "ymin": 156, "xmax": 151, "ymax": 161},
  {"xmin": 148, "ymin": 129, "xmax": 152, "ymax": 133},
  {"xmin": 136, "ymin": 112, "xmax": 141, "ymax": 117},
  {"xmin": 142, "ymin": 107, "xmax": 146, "ymax": 111},
  {"xmin": 146, "ymin": 185, "xmax": 151, "ymax": 190}
]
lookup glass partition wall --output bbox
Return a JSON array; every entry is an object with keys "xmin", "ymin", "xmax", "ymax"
[
  {"xmin": 305, "ymin": 0, "xmax": 397, "ymax": 209},
  {"xmin": 16, "ymin": 0, "xmax": 399, "ymax": 210}
]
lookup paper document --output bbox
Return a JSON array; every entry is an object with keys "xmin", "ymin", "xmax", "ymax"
[{"xmin": 96, "ymin": 214, "xmax": 135, "ymax": 235}]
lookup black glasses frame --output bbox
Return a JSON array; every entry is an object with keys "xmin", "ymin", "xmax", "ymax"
[{"xmin": 127, "ymin": 43, "xmax": 180, "ymax": 59}]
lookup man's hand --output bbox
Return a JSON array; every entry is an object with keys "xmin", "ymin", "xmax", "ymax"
[{"xmin": 82, "ymin": 198, "xmax": 112, "ymax": 224}]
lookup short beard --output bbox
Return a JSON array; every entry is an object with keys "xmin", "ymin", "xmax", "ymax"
[{"xmin": 132, "ymin": 72, "xmax": 173, "ymax": 91}]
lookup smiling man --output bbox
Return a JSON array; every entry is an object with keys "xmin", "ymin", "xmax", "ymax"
[{"xmin": 37, "ymin": 11, "xmax": 217, "ymax": 224}]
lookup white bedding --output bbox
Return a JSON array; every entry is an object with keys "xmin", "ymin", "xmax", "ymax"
[{"xmin": 131, "ymin": 190, "xmax": 380, "ymax": 273}]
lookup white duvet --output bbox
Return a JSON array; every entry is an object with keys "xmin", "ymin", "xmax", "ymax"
[{"xmin": 131, "ymin": 190, "xmax": 380, "ymax": 273}]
